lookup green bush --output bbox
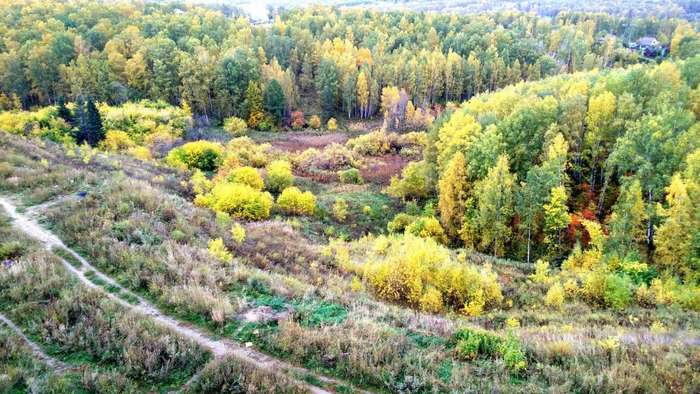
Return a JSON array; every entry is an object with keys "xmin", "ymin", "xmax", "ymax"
[
  {"xmin": 257, "ymin": 115, "xmax": 276, "ymax": 131},
  {"xmin": 387, "ymin": 161, "xmax": 431, "ymax": 200},
  {"xmin": 338, "ymin": 168, "xmax": 363, "ymax": 184},
  {"xmin": 277, "ymin": 187, "xmax": 316, "ymax": 216},
  {"xmin": 454, "ymin": 328, "xmax": 527, "ymax": 372},
  {"xmin": 454, "ymin": 328, "xmax": 503, "ymax": 360},
  {"xmin": 166, "ymin": 140, "xmax": 224, "ymax": 172},
  {"xmin": 266, "ymin": 160, "xmax": 294, "ymax": 193},
  {"xmin": 500, "ymin": 333, "xmax": 527, "ymax": 372},
  {"xmin": 604, "ymin": 274, "xmax": 633, "ymax": 310},
  {"xmin": 227, "ymin": 166, "xmax": 264, "ymax": 190}
]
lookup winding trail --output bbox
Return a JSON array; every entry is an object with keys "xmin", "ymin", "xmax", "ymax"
[
  {"xmin": 0, "ymin": 196, "xmax": 368, "ymax": 394},
  {"xmin": 0, "ymin": 312, "xmax": 72, "ymax": 373}
]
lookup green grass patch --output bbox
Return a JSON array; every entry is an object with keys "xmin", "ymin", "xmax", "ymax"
[
  {"xmin": 84, "ymin": 271, "xmax": 107, "ymax": 287},
  {"xmin": 52, "ymin": 246, "xmax": 83, "ymax": 268},
  {"xmin": 119, "ymin": 292, "xmax": 140, "ymax": 305},
  {"xmin": 302, "ymin": 372, "xmax": 324, "ymax": 388},
  {"xmin": 296, "ymin": 301, "xmax": 348, "ymax": 327},
  {"xmin": 105, "ymin": 284, "xmax": 121, "ymax": 294}
]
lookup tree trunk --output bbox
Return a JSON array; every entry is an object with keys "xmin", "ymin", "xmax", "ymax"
[
  {"xmin": 646, "ymin": 189, "xmax": 654, "ymax": 252},
  {"xmin": 526, "ymin": 224, "xmax": 532, "ymax": 264}
]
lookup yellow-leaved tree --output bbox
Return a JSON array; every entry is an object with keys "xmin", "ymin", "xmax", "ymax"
[
  {"xmin": 655, "ymin": 173, "xmax": 699, "ymax": 277},
  {"xmin": 438, "ymin": 152, "xmax": 469, "ymax": 239}
]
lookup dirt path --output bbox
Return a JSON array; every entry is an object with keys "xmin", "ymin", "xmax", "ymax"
[
  {"xmin": 0, "ymin": 312, "xmax": 72, "ymax": 373},
  {"xmin": 0, "ymin": 196, "xmax": 368, "ymax": 394}
]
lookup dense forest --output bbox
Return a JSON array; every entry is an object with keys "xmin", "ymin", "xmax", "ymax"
[
  {"xmin": 330, "ymin": 0, "xmax": 700, "ymax": 20},
  {"xmin": 2, "ymin": 0, "xmax": 700, "ymax": 121},
  {"xmin": 1, "ymin": 1, "xmax": 699, "ymax": 393}
]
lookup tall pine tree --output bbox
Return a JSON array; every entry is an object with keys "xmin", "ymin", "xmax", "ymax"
[
  {"xmin": 85, "ymin": 97, "xmax": 104, "ymax": 147},
  {"xmin": 56, "ymin": 96, "xmax": 73, "ymax": 125},
  {"xmin": 315, "ymin": 59, "xmax": 339, "ymax": 121}
]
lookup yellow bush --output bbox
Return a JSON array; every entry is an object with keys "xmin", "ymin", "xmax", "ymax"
[
  {"xmin": 190, "ymin": 170, "xmax": 213, "ymax": 195},
  {"xmin": 332, "ymin": 198, "xmax": 348, "ymax": 222},
  {"xmin": 505, "ymin": 317, "xmax": 520, "ymax": 329},
  {"xmin": 127, "ymin": 146, "xmax": 152, "ymax": 160},
  {"xmin": 208, "ymin": 238, "xmax": 232, "ymax": 263},
  {"xmin": 199, "ymin": 182, "xmax": 273, "ymax": 220},
  {"xmin": 581, "ymin": 268, "xmax": 608, "ymax": 305},
  {"xmin": 350, "ymin": 276, "xmax": 364, "ymax": 292},
  {"xmin": 463, "ymin": 288, "xmax": 486, "ymax": 316},
  {"xmin": 598, "ymin": 336, "xmax": 620, "ymax": 352},
  {"xmin": 265, "ymin": 160, "xmax": 294, "ymax": 193},
  {"xmin": 227, "ymin": 166, "xmax": 264, "ymax": 190},
  {"xmin": 404, "ymin": 216, "xmax": 448, "ymax": 244},
  {"xmin": 362, "ymin": 234, "xmax": 502, "ymax": 314},
  {"xmin": 346, "ymin": 130, "xmax": 392, "ymax": 156},
  {"xmin": 327, "ymin": 117, "xmax": 337, "ymax": 130},
  {"xmin": 635, "ymin": 283, "xmax": 655, "ymax": 306},
  {"xmin": 144, "ymin": 129, "xmax": 178, "ymax": 147},
  {"xmin": 166, "ymin": 140, "xmax": 224, "ymax": 171},
  {"xmin": 101, "ymin": 130, "xmax": 135, "ymax": 151},
  {"xmin": 231, "ymin": 223, "xmax": 246, "ymax": 245},
  {"xmin": 277, "ymin": 187, "xmax": 316, "ymax": 216},
  {"xmin": 651, "ymin": 321, "xmax": 667, "ymax": 334},
  {"xmin": 223, "ymin": 116, "xmax": 248, "ymax": 136},
  {"xmin": 419, "ymin": 287, "xmax": 444, "ymax": 313},
  {"xmin": 99, "ymin": 100, "xmax": 191, "ymax": 142},
  {"xmin": 309, "ymin": 115, "xmax": 321, "ymax": 129},
  {"xmin": 223, "ymin": 137, "xmax": 271, "ymax": 168},
  {"xmin": 530, "ymin": 259, "xmax": 552, "ymax": 284},
  {"xmin": 563, "ymin": 278, "xmax": 579, "ymax": 297},
  {"xmin": 545, "ymin": 282, "xmax": 565, "ymax": 310}
]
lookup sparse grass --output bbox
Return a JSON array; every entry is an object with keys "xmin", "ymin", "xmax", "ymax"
[{"xmin": 0, "ymin": 247, "xmax": 207, "ymax": 392}]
